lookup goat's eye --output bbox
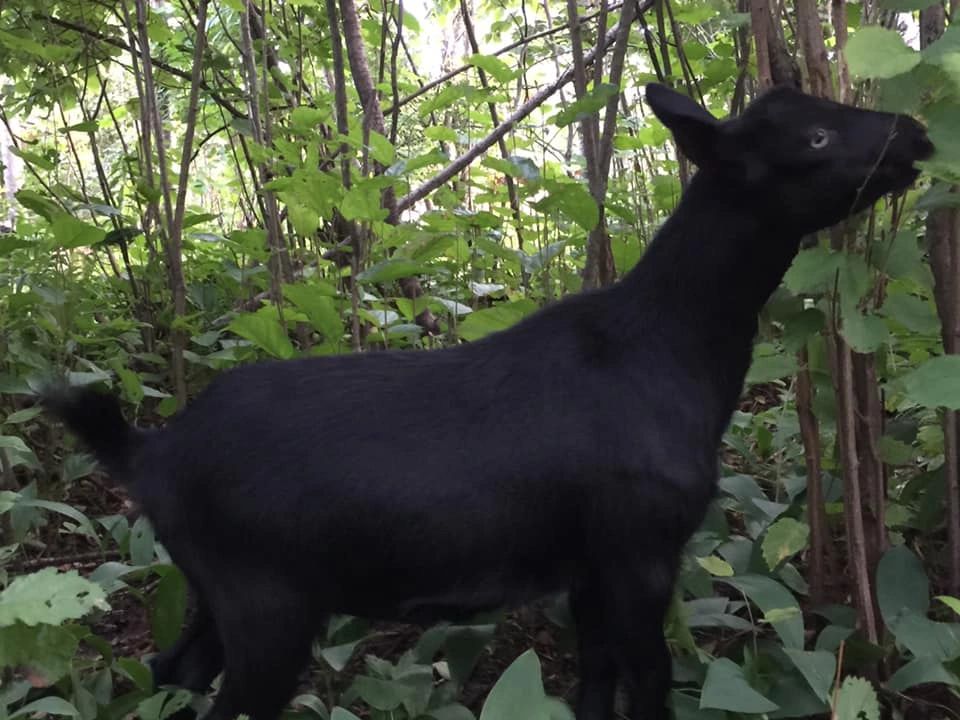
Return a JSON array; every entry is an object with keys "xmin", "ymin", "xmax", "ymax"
[{"xmin": 810, "ymin": 129, "xmax": 830, "ymax": 149}]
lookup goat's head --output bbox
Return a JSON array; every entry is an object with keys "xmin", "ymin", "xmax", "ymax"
[{"xmin": 645, "ymin": 83, "xmax": 934, "ymax": 233}]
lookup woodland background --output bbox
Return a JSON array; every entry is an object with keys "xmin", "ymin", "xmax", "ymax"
[{"xmin": 2, "ymin": 0, "xmax": 960, "ymax": 718}]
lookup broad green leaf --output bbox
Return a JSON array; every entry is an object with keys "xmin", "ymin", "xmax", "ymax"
[
  {"xmin": 351, "ymin": 676, "xmax": 414, "ymax": 711},
  {"xmin": 15, "ymin": 499, "xmax": 98, "ymax": 540},
  {"xmin": 899, "ymin": 355, "xmax": 960, "ymax": 409},
  {"xmin": 458, "ymin": 300, "xmax": 538, "ymax": 341},
  {"xmin": 51, "ymin": 215, "xmax": 106, "ymax": 249},
  {"xmin": 0, "ymin": 623, "xmax": 79, "ymax": 685},
  {"xmin": 846, "ymin": 27, "xmax": 921, "ymax": 80},
  {"xmin": 357, "ymin": 258, "xmax": 426, "ymax": 283},
  {"xmin": 533, "ymin": 182, "xmax": 598, "ymax": 231},
  {"xmin": 762, "ymin": 518, "xmax": 810, "ymax": 570},
  {"xmin": 700, "ymin": 658, "xmax": 778, "ymax": 713},
  {"xmin": 151, "ymin": 567, "xmax": 187, "ymax": 651},
  {"xmin": 937, "ymin": 595, "xmax": 960, "ymax": 616},
  {"xmin": 0, "ymin": 435, "xmax": 30, "ymax": 453},
  {"xmin": 783, "ymin": 649, "xmax": 836, "ymax": 702},
  {"xmin": 341, "ymin": 183, "xmax": 388, "ymax": 222},
  {"xmin": 367, "ymin": 131, "xmax": 395, "ymax": 165},
  {"xmin": 331, "ymin": 709, "xmax": 363, "ymax": 720},
  {"xmin": 834, "ymin": 676, "xmax": 880, "ymax": 720},
  {"xmin": 9, "ymin": 696, "xmax": 80, "ymax": 719},
  {"xmin": 888, "ymin": 612, "xmax": 960, "ymax": 660},
  {"xmin": 16, "ymin": 189, "xmax": 60, "ymax": 221},
  {"xmin": 696, "ymin": 556, "xmax": 734, "ymax": 577},
  {"xmin": 883, "ymin": 293, "xmax": 940, "ymax": 335},
  {"xmin": 887, "ymin": 657, "xmax": 959, "ymax": 692},
  {"xmin": 479, "ymin": 650, "xmax": 559, "ymax": 720},
  {"xmin": 746, "ymin": 351, "xmax": 797, "ymax": 384},
  {"xmin": 466, "ymin": 53, "xmax": 514, "ymax": 83},
  {"xmin": 284, "ymin": 284, "xmax": 343, "ymax": 343},
  {"xmin": 724, "ymin": 575, "xmax": 804, "ymax": 649},
  {"xmin": 784, "ymin": 247, "xmax": 842, "ymax": 294},
  {"xmin": 878, "ymin": 545, "xmax": 930, "ymax": 628},
  {"xmin": 0, "ymin": 568, "xmax": 108, "ymax": 626},
  {"xmin": 228, "ymin": 307, "xmax": 296, "ymax": 359},
  {"xmin": 425, "ymin": 126, "xmax": 458, "ymax": 143},
  {"xmin": 4, "ymin": 407, "xmax": 42, "ymax": 424},
  {"xmin": 841, "ymin": 310, "xmax": 888, "ymax": 353},
  {"xmin": 424, "ymin": 704, "xmax": 476, "ymax": 720},
  {"xmin": 551, "ymin": 83, "xmax": 620, "ymax": 127},
  {"xmin": 879, "ymin": 436, "xmax": 915, "ymax": 466}
]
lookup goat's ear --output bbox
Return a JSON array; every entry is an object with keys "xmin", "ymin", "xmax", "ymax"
[{"xmin": 645, "ymin": 84, "xmax": 720, "ymax": 167}]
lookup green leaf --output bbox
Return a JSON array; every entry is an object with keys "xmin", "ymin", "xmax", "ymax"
[
  {"xmin": 887, "ymin": 657, "xmax": 959, "ymax": 692},
  {"xmin": 151, "ymin": 568, "xmax": 187, "ymax": 651},
  {"xmin": 0, "ymin": 623, "xmax": 79, "ymax": 685},
  {"xmin": 762, "ymin": 518, "xmax": 810, "ymax": 570},
  {"xmin": 284, "ymin": 284, "xmax": 343, "ymax": 343},
  {"xmin": 883, "ymin": 293, "xmax": 940, "ymax": 335},
  {"xmin": 846, "ymin": 27, "xmax": 921, "ymax": 80},
  {"xmin": 466, "ymin": 53, "xmax": 514, "ymax": 83},
  {"xmin": 746, "ymin": 350, "xmax": 798, "ymax": 384},
  {"xmin": 357, "ymin": 258, "xmax": 425, "ymax": 283},
  {"xmin": 228, "ymin": 307, "xmax": 296, "ymax": 359},
  {"xmin": 351, "ymin": 676, "xmax": 413, "ymax": 711},
  {"xmin": 424, "ymin": 126, "xmax": 458, "ymax": 143},
  {"xmin": 341, "ymin": 183, "xmax": 389, "ymax": 222},
  {"xmin": 696, "ymin": 556, "xmax": 734, "ymax": 577},
  {"xmin": 888, "ymin": 612, "xmax": 960, "ymax": 660},
  {"xmin": 533, "ymin": 182, "xmax": 599, "ymax": 231},
  {"xmin": 551, "ymin": 83, "xmax": 620, "ymax": 128},
  {"xmin": 458, "ymin": 300, "xmax": 538, "ymax": 341},
  {"xmin": 9, "ymin": 696, "xmax": 80, "ymax": 719},
  {"xmin": 479, "ymin": 650, "xmax": 561, "ymax": 720},
  {"xmin": 14, "ymin": 499, "xmax": 99, "ymax": 540},
  {"xmin": 60, "ymin": 120, "xmax": 100, "ymax": 134},
  {"xmin": 699, "ymin": 658, "xmax": 779, "ymax": 713},
  {"xmin": 899, "ymin": 355, "xmax": 960, "ymax": 409},
  {"xmin": 834, "ymin": 676, "xmax": 880, "ymax": 720},
  {"xmin": 937, "ymin": 595, "xmax": 960, "ymax": 617},
  {"xmin": 0, "ymin": 435, "xmax": 30, "ymax": 453},
  {"xmin": 783, "ymin": 649, "xmax": 836, "ymax": 702},
  {"xmin": 0, "ymin": 568, "xmax": 108, "ymax": 626},
  {"xmin": 877, "ymin": 545, "xmax": 930, "ymax": 629},
  {"xmin": 15, "ymin": 189, "xmax": 60, "ymax": 222},
  {"xmin": 51, "ymin": 215, "xmax": 106, "ymax": 250},
  {"xmin": 724, "ymin": 575, "xmax": 804, "ymax": 649},
  {"xmin": 784, "ymin": 247, "xmax": 842, "ymax": 294},
  {"xmin": 367, "ymin": 131, "xmax": 395, "ymax": 165},
  {"xmin": 841, "ymin": 310, "xmax": 888, "ymax": 353},
  {"xmin": 879, "ymin": 436, "xmax": 915, "ymax": 466},
  {"xmin": 331, "ymin": 709, "xmax": 363, "ymax": 720},
  {"xmin": 4, "ymin": 407, "xmax": 42, "ymax": 424}
]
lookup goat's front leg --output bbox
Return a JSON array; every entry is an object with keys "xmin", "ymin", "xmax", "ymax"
[
  {"xmin": 610, "ymin": 558, "xmax": 676, "ymax": 720},
  {"xmin": 570, "ymin": 577, "xmax": 617, "ymax": 720}
]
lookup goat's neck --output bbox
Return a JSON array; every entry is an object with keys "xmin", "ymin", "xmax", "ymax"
[{"xmin": 623, "ymin": 173, "xmax": 803, "ymax": 335}]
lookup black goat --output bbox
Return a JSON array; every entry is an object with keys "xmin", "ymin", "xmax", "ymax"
[{"xmin": 46, "ymin": 84, "xmax": 932, "ymax": 720}]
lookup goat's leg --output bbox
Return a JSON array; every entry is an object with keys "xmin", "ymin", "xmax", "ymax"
[
  {"xmin": 610, "ymin": 560, "xmax": 675, "ymax": 720},
  {"xmin": 152, "ymin": 598, "xmax": 224, "ymax": 691},
  {"xmin": 201, "ymin": 589, "xmax": 317, "ymax": 720},
  {"xmin": 570, "ymin": 580, "xmax": 617, "ymax": 720}
]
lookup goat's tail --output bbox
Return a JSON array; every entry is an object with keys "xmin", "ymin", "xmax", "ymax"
[{"xmin": 42, "ymin": 386, "xmax": 143, "ymax": 478}]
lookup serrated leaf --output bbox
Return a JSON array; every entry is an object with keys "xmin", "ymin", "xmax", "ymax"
[
  {"xmin": 0, "ymin": 568, "xmax": 108, "ymax": 626},
  {"xmin": 357, "ymin": 258, "xmax": 425, "ymax": 283},
  {"xmin": 762, "ymin": 518, "xmax": 810, "ymax": 570},
  {"xmin": 784, "ymin": 247, "xmax": 842, "ymax": 294},
  {"xmin": 746, "ymin": 351, "xmax": 797, "ymax": 384},
  {"xmin": 367, "ymin": 131, "xmax": 395, "ymax": 166},
  {"xmin": 0, "ymin": 623, "xmax": 79, "ymax": 685},
  {"xmin": 846, "ymin": 27, "xmax": 921, "ymax": 80},
  {"xmin": 700, "ymin": 658, "xmax": 779, "ymax": 713},
  {"xmin": 532, "ymin": 182, "xmax": 598, "ymax": 231},
  {"xmin": 899, "ymin": 355, "xmax": 960, "ymax": 409},
  {"xmin": 284, "ymin": 284, "xmax": 343, "ymax": 343},
  {"xmin": 834, "ymin": 676, "xmax": 880, "ymax": 720},
  {"xmin": 458, "ymin": 300, "xmax": 538, "ymax": 341},
  {"xmin": 551, "ymin": 83, "xmax": 620, "ymax": 128}
]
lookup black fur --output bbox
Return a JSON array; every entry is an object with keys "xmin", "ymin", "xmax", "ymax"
[{"xmin": 46, "ymin": 84, "xmax": 933, "ymax": 720}]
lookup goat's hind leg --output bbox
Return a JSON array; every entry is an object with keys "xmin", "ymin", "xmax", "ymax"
[
  {"xmin": 152, "ymin": 596, "xmax": 224, "ymax": 692},
  {"xmin": 570, "ymin": 578, "xmax": 617, "ymax": 720},
  {"xmin": 609, "ymin": 558, "xmax": 676, "ymax": 720},
  {"xmin": 202, "ymin": 585, "xmax": 319, "ymax": 720}
]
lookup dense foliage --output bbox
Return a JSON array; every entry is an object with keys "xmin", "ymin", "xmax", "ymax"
[{"xmin": 2, "ymin": 0, "xmax": 960, "ymax": 718}]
